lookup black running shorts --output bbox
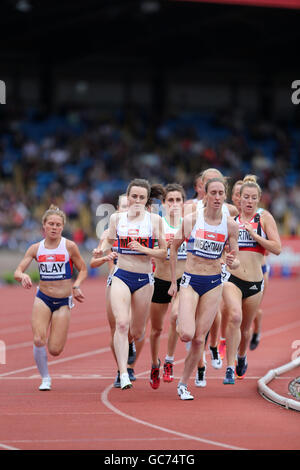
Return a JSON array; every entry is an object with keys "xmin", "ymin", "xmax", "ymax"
[{"xmin": 151, "ymin": 277, "xmax": 181, "ymax": 304}]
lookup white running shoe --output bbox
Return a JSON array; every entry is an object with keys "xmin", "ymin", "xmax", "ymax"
[
  {"xmin": 39, "ymin": 376, "xmax": 51, "ymax": 391},
  {"xmin": 120, "ymin": 372, "xmax": 132, "ymax": 390},
  {"xmin": 210, "ymin": 347, "xmax": 222, "ymax": 369},
  {"xmin": 185, "ymin": 341, "xmax": 191, "ymax": 352},
  {"xmin": 177, "ymin": 384, "xmax": 194, "ymax": 400},
  {"xmin": 195, "ymin": 367, "xmax": 206, "ymax": 387}
]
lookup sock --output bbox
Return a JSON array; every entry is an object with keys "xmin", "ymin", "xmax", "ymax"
[
  {"xmin": 165, "ymin": 355, "xmax": 174, "ymax": 363},
  {"xmin": 33, "ymin": 345, "xmax": 50, "ymax": 379},
  {"xmin": 178, "ymin": 382, "xmax": 187, "ymax": 388},
  {"xmin": 198, "ymin": 366, "xmax": 206, "ymax": 372}
]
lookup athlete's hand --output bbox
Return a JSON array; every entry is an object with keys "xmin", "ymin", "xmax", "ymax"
[
  {"xmin": 106, "ymin": 252, "xmax": 118, "ymax": 262},
  {"xmin": 92, "ymin": 248, "xmax": 103, "ymax": 258},
  {"xmin": 243, "ymin": 221, "xmax": 255, "ymax": 237},
  {"xmin": 168, "ymin": 281, "xmax": 177, "ymax": 298},
  {"xmin": 167, "ymin": 237, "xmax": 174, "ymax": 249},
  {"xmin": 72, "ymin": 287, "xmax": 85, "ymax": 303},
  {"xmin": 128, "ymin": 240, "xmax": 144, "ymax": 253},
  {"xmin": 225, "ymin": 250, "xmax": 239, "ymax": 269},
  {"xmin": 21, "ymin": 273, "xmax": 32, "ymax": 289}
]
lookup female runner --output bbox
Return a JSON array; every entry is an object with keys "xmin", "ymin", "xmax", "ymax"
[
  {"xmin": 149, "ymin": 183, "xmax": 187, "ymax": 389},
  {"xmin": 190, "ymin": 168, "xmax": 239, "ymax": 386},
  {"xmin": 91, "ymin": 194, "xmax": 138, "ymax": 387},
  {"xmin": 97, "ymin": 179, "xmax": 167, "ymax": 390},
  {"xmin": 218, "ymin": 179, "xmax": 243, "ymax": 360},
  {"xmin": 221, "ymin": 179, "xmax": 270, "ymax": 353},
  {"xmin": 14, "ymin": 205, "xmax": 87, "ymax": 391},
  {"xmin": 168, "ymin": 177, "xmax": 239, "ymax": 400},
  {"xmin": 222, "ymin": 175, "xmax": 281, "ymax": 385}
]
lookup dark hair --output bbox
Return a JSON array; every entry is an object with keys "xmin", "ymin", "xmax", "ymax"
[
  {"xmin": 231, "ymin": 179, "xmax": 243, "ymax": 198},
  {"xmin": 192, "ymin": 171, "xmax": 203, "ymax": 198},
  {"xmin": 164, "ymin": 183, "xmax": 186, "ymax": 202},
  {"xmin": 126, "ymin": 179, "xmax": 165, "ymax": 207}
]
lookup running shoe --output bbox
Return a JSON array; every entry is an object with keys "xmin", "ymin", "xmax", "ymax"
[
  {"xmin": 128, "ymin": 341, "xmax": 136, "ymax": 364},
  {"xmin": 235, "ymin": 356, "xmax": 248, "ymax": 379},
  {"xmin": 185, "ymin": 341, "xmax": 191, "ymax": 351},
  {"xmin": 150, "ymin": 359, "xmax": 161, "ymax": 389},
  {"xmin": 127, "ymin": 367, "xmax": 136, "ymax": 382},
  {"xmin": 163, "ymin": 361, "xmax": 174, "ymax": 383},
  {"xmin": 195, "ymin": 366, "xmax": 206, "ymax": 387},
  {"xmin": 113, "ymin": 371, "xmax": 120, "ymax": 388},
  {"xmin": 39, "ymin": 376, "xmax": 51, "ymax": 391},
  {"xmin": 249, "ymin": 333, "xmax": 260, "ymax": 351},
  {"xmin": 218, "ymin": 339, "xmax": 226, "ymax": 360},
  {"xmin": 177, "ymin": 384, "xmax": 194, "ymax": 401},
  {"xmin": 223, "ymin": 367, "xmax": 235, "ymax": 385},
  {"xmin": 209, "ymin": 346, "xmax": 222, "ymax": 369},
  {"xmin": 120, "ymin": 372, "xmax": 132, "ymax": 390}
]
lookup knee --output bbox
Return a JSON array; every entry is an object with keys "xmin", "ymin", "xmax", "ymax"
[
  {"xmin": 33, "ymin": 336, "xmax": 46, "ymax": 348},
  {"xmin": 151, "ymin": 325, "xmax": 163, "ymax": 339},
  {"xmin": 192, "ymin": 335, "xmax": 206, "ymax": 348},
  {"xmin": 179, "ymin": 332, "xmax": 193, "ymax": 343},
  {"xmin": 116, "ymin": 320, "xmax": 129, "ymax": 336},
  {"xmin": 228, "ymin": 310, "xmax": 242, "ymax": 328},
  {"xmin": 48, "ymin": 345, "xmax": 63, "ymax": 356},
  {"xmin": 132, "ymin": 327, "xmax": 145, "ymax": 343}
]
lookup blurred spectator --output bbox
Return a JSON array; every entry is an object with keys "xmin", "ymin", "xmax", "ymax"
[{"xmin": 0, "ymin": 104, "xmax": 300, "ymax": 254}]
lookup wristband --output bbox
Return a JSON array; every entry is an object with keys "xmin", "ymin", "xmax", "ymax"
[{"xmin": 73, "ymin": 286, "xmax": 80, "ymax": 290}]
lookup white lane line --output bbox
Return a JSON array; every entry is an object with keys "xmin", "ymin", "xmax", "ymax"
[
  {"xmin": 0, "ymin": 348, "xmax": 110, "ymax": 377},
  {"xmin": 262, "ymin": 320, "xmax": 300, "ymax": 338},
  {"xmin": 101, "ymin": 382, "xmax": 247, "ymax": 451},
  {"xmin": 0, "ymin": 443, "xmax": 19, "ymax": 450},
  {"xmin": 1, "ymin": 437, "xmax": 183, "ymax": 444}
]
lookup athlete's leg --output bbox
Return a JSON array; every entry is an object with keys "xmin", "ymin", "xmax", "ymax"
[
  {"xmin": 105, "ymin": 286, "xmax": 117, "ymax": 362},
  {"xmin": 209, "ymin": 310, "xmax": 221, "ymax": 348},
  {"xmin": 130, "ymin": 283, "xmax": 154, "ymax": 340},
  {"xmin": 251, "ymin": 270, "xmax": 269, "ymax": 347},
  {"xmin": 150, "ymin": 302, "xmax": 169, "ymax": 366},
  {"xmin": 180, "ymin": 284, "xmax": 222, "ymax": 385},
  {"xmin": 31, "ymin": 297, "xmax": 52, "ymax": 386},
  {"xmin": 48, "ymin": 305, "xmax": 71, "ymax": 356},
  {"xmin": 239, "ymin": 292, "xmax": 263, "ymax": 357},
  {"xmin": 222, "ymin": 282, "xmax": 243, "ymax": 368},
  {"xmin": 176, "ymin": 285, "xmax": 199, "ymax": 343},
  {"xmin": 110, "ymin": 277, "xmax": 132, "ymax": 376}
]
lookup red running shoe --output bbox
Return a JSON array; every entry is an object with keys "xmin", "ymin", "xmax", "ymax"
[
  {"xmin": 163, "ymin": 361, "xmax": 174, "ymax": 383},
  {"xmin": 218, "ymin": 339, "xmax": 226, "ymax": 360},
  {"xmin": 150, "ymin": 359, "xmax": 161, "ymax": 389}
]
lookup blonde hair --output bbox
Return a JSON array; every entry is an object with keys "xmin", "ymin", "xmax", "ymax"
[
  {"xmin": 201, "ymin": 168, "xmax": 223, "ymax": 182},
  {"xmin": 240, "ymin": 174, "xmax": 262, "ymax": 198},
  {"xmin": 42, "ymin": 205, "xmax": 66, "ymax": 225}
]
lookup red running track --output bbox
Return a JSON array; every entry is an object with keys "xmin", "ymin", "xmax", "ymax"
[{"xmin": 0, "ymin": 277, "xmax": 299, "ymax": 451}]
